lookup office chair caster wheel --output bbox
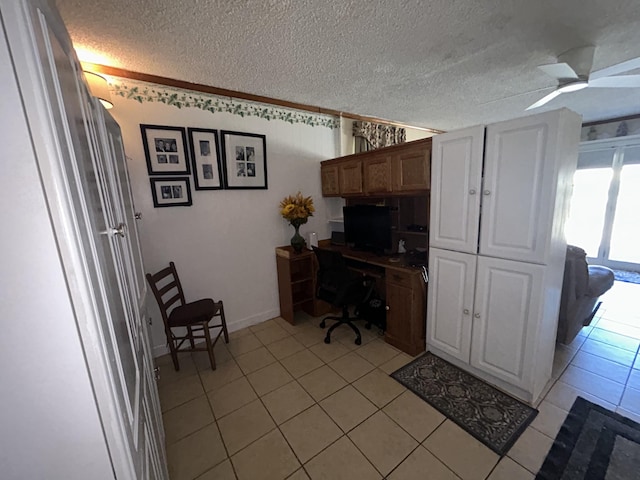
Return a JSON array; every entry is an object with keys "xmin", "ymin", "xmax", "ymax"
[
  {"xmin": 355, "ymin": 337, "xmax": 362, "ymax": 345},
  {"xmin": 320, "ymin": 320, "xmax": 326, "ymax": 328},
  {"xmin": 324, "ymin": 336, "xmax": 331, "ymax": 344}
]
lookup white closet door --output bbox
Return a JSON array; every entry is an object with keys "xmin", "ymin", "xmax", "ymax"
[
  {"xmin": 95, "ymin": 103, "xmax": 168, "ymax": 479},
  {"xmin": 480, "ymin": 112, "xmax": 560, "ymax": 263},
  {"xmin": 430, "ymin": 126, "xmax": 485, "ymax": 253},
  {"xmin": 5, "ymin": 1, "xmax": 166, "ymax": 477},
  {"xmin": 426, "ymin": 248, "xmax": 477, "ymax": 362},
  {"xmin": 470, "ymin": 256, "xmax": 544, "ymax": 390}
]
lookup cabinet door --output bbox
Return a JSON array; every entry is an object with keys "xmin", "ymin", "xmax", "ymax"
[
  {"xmin": 339, "ymin": 159, "xmax": 363, "ymax": 194},
  {"xmin": 470, "ymin": 256, "xmax": 544, "ymax": 390},
  {"xmin": 430, "ymin": 126, "xmax": 484, "ymax": 253},
  {"xmin": 393, "ymin": 142, "xmax": 430, "ymax": 191},
  {"xmin": 321, "ymin": 164, "xmax": 340, "ymax": 196},
  {"xmin": 426, "ymin": 248, "xmax": 476, "ymax": 363},
  {"xmin": 480, "ymin": 112, "xmax": 561, "ymax": 263},
  {"xmin": 363, "ymin": 153, "xmax": 392, "ymax": 193},
  {"xmin": 385, "ymin": 270, "xmax": 425, "ymax": 356}
]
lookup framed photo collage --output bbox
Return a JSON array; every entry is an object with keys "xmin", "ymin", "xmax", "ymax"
[{"xmin": 141, "ymin": 125, "xmax": 267, "ymax": 207}]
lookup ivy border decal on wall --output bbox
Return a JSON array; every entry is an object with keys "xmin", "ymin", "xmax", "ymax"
[{"xmin": 110, "ymin": 78, "xmax": 340, "ymax": 129}]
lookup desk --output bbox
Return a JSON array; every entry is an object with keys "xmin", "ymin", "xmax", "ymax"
[{"xmin": 275, "ymin": 242, "xmax": 427, "ymax": 356}]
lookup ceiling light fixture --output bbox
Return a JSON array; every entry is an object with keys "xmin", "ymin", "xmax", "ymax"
[{"xmin": 84, "ymin": 71, "xmax": 113, "ymax": 109}]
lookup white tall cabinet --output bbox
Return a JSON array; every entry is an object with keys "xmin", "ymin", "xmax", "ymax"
[
  {"xmin": 427, "ymin": 109, "xmax": 581, "ymax": 404},
  {"xmin": 0, "ymin": 0, "xmax": 168, "ymax": 478}
]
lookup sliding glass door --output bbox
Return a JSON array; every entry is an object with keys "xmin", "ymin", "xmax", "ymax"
[{"xmin": 565, "ymin": 139, "xmax": 640, "ymax": 271}]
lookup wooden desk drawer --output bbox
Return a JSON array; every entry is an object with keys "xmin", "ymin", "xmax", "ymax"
[{"xmin": 386, "ymin": 270, "xmax": 413, "ymax": 288}]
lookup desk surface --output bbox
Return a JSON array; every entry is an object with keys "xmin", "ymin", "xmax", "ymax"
[{"xmin": 316, "ymin": 240, "xmax": 426, "ymax": 274}]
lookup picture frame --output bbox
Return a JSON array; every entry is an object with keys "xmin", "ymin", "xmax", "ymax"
[
  {"xmin": 149, "ymin": 177, "xmax": 192, "ymax": 207},
  {"xmin": 187, "ymin": 128, "xmax": 223, "ymax": 190},
  {"xmin": 220, "ymin": 130, "xmax": 268, "ymax": 189},
  {"xmin": 141, "ymin": 124, "xmax": 190, "ymax": 175}
]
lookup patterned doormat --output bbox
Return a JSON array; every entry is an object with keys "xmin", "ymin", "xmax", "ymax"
[
  {"xmin": 390, "ymin": 352, "xmax": 537, "ymax": 455},
  {"xmin": 536, "ymin": 397, "xmax": 640, "ymax": 479}
]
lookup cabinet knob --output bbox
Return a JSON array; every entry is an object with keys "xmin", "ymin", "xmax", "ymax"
[
  {"xmin": 385, "ymin": 305, "xmax": 390, "ymax": 311},
  {"xmin": 153, "ymin": 366, "xmax": 160, "ymax": 381},
  {"xmin": 463, "ymin": 309, "xmax": 469, "ymax": 314},
  {"xmin": 483, "ymin": 190, "xmax": 491, "ymax": 195},
  {"xmin": 474, "ymin": 313, "xmax": 480, "ymax": 318},
  {"xmin": 135, "ymin": 212, "xmax": 142, "ymax": 220},
  {"xmin": 469, "ymin": 189, "xmax": 476, "ymax": 195}
]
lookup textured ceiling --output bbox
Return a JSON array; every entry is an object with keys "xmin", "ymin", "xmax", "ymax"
[{"xmin": 56, "ymin": 0, "xmax": 640, "ymax": 131}]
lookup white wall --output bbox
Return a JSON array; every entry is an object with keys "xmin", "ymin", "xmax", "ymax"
[{"xmin": 110, "ymin": 89, "xmax": 340, "ymax": 354}]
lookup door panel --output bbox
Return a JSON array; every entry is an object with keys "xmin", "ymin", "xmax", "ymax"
[
  {"xmin": 14, "ymin": 1, "xmax": 166, "ymax": 477},
  {"xmin": 430, "ymin": 126, "xmax": 484, "ymax": 253},
  {"xmin": 481, "ymin": 114, "xmax": 558, "ymax": 263},
  {"xmin": 36, "ymin": 10, "xmax": 143, "ymax": 470},
  {"xmin": 426, "ymin": 248, "xmax": 476, "ymax": 362},
  {"xmin": 339, "ymin": 160, "xmax": 363, "ymax": 194},
  {"xmin": 470, "ymin": 256, "xmax": 544, "ymax": 389},
  {"xmin": 393, "ymin": 142, "xmax": 430, "ymax": 191},
  {"xmin": 363, "ymin": 153, "xmax": 392, "ymax": 193}
]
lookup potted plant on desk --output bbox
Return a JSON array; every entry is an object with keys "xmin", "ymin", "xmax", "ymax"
[{"xmin": 279, "ymin": 191, "xmax": 314, "ymax": 253}]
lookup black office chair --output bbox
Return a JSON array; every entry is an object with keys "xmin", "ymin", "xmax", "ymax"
[{"xmin": 312, "ymin": 247, "xmax": 375, "ymax": 345}]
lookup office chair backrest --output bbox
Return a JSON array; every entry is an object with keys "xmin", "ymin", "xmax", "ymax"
[{"xmin": 312, "ymin": 247, "xmax": 359, "ymax": 305}]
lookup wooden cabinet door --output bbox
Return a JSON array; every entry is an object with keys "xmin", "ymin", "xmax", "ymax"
[
  {"xmin": 470, "ymin": 256, "xmax": 544, "ymax": 390},
  {"xmin": 385, "ymin": 270, "xmax": 425, "ymax": 355},
  {"xmin": 426, "ymin": 248, "xmax": 476, "ymax": 363},
  {"xmin": 480, "ymin": 111, "xmax": 561, "ymax": 263},
  {"xmin": 321, "ymin": 164, "xmax": 340, "ymax": 196},
  {"xmin": 430, "ymin": 126, "xmax": 484, "ymax": 253},
  {"xmin": 363, "ymin": 153, "xmax": 392, "ymax": 193},
  {"xmin": 339, "ymin": 159, "xmax": 363, "ymax": 194},
  {"xmin": 393, "ymin": 142, "xmax": 431, "ymax": 191}
]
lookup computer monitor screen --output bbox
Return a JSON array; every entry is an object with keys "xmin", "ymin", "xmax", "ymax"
[{"xmin": 343, "ymin": 205, "xmax": 392, "ymax": 254}]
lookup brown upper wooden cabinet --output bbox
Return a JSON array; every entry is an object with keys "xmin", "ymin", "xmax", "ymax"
[
  {"xmin": 320, "ymin": 163, "xmax": 340, "ymax": 196},
  {"xmin": 320, "ymin": 138, "xmax": 432, "ymax": 197},
  {"xmin": 393, "ymin": 140, "xmax": 431, "ymax": 192},
  {"xmin": 363, "ymin": 152, "xmax": 393, "ymax": 194}
]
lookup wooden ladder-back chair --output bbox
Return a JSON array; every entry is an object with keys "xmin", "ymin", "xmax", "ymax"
[{"xmin": 146, "ymin": 262, "xmax": 229, "ymax": 371}]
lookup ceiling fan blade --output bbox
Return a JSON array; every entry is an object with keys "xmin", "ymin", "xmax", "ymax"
[
  {"xmin": 478, "ymin": 86, "xmax": 554, "ymax": 106},
  {"xmin": 589, "ymin": 75, "xmax": 640, "ymax": 88},
  {"xmin": 538, "ymin": 62, "xmax": 579, "ymax": 80},
  {"xmin": 526, "ymin": 89, "xmax": 562, "ymax": 110},
  {"xmin": 591, "ymin": 56, "xmax": 640, "ymax": 80}
]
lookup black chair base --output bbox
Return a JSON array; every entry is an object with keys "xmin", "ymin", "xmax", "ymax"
[{"xmin": 320, "ymin": 305, "xmax": 362, "ymax": 345}]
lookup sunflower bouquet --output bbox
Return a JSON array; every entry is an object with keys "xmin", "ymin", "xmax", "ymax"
[{"xmin": 279, "ymin": 191, "xmax": 315, "ymax": 228}]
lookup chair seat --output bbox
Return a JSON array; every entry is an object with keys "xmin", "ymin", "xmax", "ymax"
[{"xmin": 169, "ymin": 298, "xmax": 220, "ymax": 327}]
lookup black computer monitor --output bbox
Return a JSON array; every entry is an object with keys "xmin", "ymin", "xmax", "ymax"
[{"xmin": 343, "ymin": 205, "xmax": 392, "ymax": 254}]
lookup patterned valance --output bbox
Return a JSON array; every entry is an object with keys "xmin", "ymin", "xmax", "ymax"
[{"xmin": 353, "ymin": 121, "xmax": 406, "ymax": 152}]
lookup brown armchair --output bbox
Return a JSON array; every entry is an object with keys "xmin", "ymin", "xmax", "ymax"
[{"xmin": 557, "ymin": 245, "xmax": 614, "ymax": 344}]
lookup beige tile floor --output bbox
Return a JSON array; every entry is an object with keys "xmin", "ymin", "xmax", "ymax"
[{"xmin": 157, "ymin": 280, "xmax": 640, "ymax": 480}]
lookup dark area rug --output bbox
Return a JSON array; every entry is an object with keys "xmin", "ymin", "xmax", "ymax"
[
  {"xmin": 613, "ymin": 269, "xmax": 640, "ymax": 285},
  {"xmin": 536, "ymin": 397, "xmax": 640, "ymax": 479},
  {"xmin": 390, "ymin": 352, "xmax": 537, "ymax": 455}
]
